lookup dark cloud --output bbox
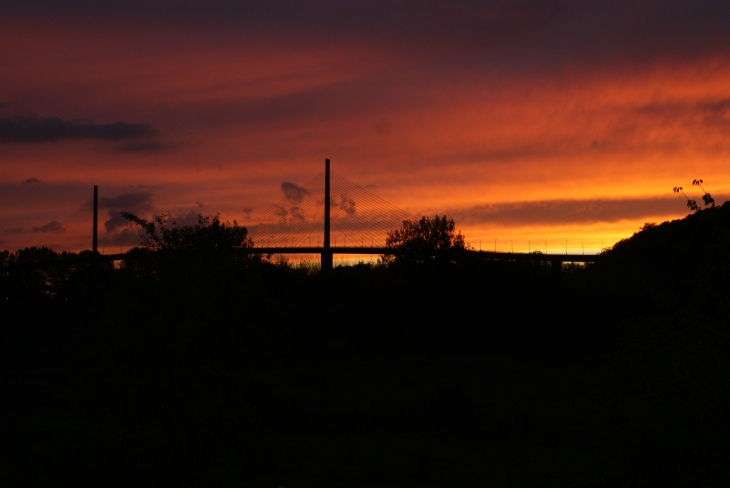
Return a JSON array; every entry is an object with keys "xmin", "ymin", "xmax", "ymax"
[
  {"xmin": 334, "ymin": 194, "xmax": 356, "ymax": 216},
  {"xmin": 196, "ymin": 201, "xmax": 204, "ymax": 208},
  {"xmin": 97, "ymin": 227, "xmax": 144, "ymax": 248},
  {"xmin": 633, "ymin": 98, "xmax": 730, "ymax": 125},
  {"xmin": 169, "ymin": 211, "xmax": 201, "ymax": 227},
  {"xmin": 2, "ymin": 226, "xmax": 25, "ymax": 234},
  {"xmin": 451, "ymin": 196, "xmax": 723, "ymax": 227},
  {"xmin": 22, "ymin": 177, "xmax": 41, "ymax": 185},
  {"xmin": 98, "ymin": 192, "xmax": 154, "ymax": 232},
  {"xmin": 699, "ymin": 98, "xmax": 730, "ymax": 128},
  {"xmin": 116, "ymin": 141, "xmax": 179, "ymax": 152},
  {"xmin": 274, "ymin": 204, "xmax": 288, "ymax": 220},
  {"xmin": 99, "ymin": 192, "xmax": 153, "ymax": 210},
  {"xmin": 103, "ymin": 212, "xmax": 129, "ymax": 233},
  {"xmin": 9, "ymin": 1, "xmax": 730, "ymax": 72},
  {"xmin": 281, "ymin": 182, "xmax": 311, "ymax": 203},
  {"xmin": 33, "ymin": 220, "xmax": 64, "ymax": 233},
  {"xmin": 481, "ymin": 0, "xmax": 730, "ymax": 74},
  {"xmin": 289, "ymin": 206, "xmax": 305, "ymax": 222},
  {"xmin": 104, "ymin": 202, "xmax": 189, "ymax": 233},
  {"xmin": 702, "ymin": 98, "xmax": 730, "ymax": 113},
  {"xmin": 0, "ymin": 114, "xmax": 157, "ymax": 143},
  {"xmin": 5, "ymin": 1, "xmax": 573, "ymax": 45},
  {"xmin": 0, "ymin": 103, "xmax": 9, "ymax": 110}
]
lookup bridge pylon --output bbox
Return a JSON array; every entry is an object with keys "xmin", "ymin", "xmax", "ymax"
[
  {"xmin": 92, "ymin": 185, "xmax": 98, "ymax": 254},
  {"xmin": 321, "ymin": 158, "xmax": 333, "ymax": 271}
]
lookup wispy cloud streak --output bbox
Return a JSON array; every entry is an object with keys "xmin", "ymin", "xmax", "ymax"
[
  {"xmin": 0, "ymin": 114, "xmax": 157, "ymax": 143},
  {"xmin": 452, "ymin": 197, "xmax": 725, "ymax": 227}
]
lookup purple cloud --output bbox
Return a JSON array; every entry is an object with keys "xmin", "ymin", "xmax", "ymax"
[
  {"xmin": 33, "ymin": 220, "xmax": 64, "ymax": 233},
  {"xmin": 0, "ymin": 114, "xmax": 157, "ymax": 143}
]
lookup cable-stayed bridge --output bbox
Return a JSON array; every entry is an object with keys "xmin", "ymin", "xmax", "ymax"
[
  {"xmin": 245, "ymin": 159, "xmax": 430, "ymax": 269},
  {"xmin": 244, "ymin": 160, "xmax": 599, "ymax": 265},
  {"xmin": 8, "ymin": 159, "xmax": 600, "ymax": 267}
]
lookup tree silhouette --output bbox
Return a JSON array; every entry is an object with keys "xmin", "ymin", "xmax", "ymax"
[
  {"xmin": 121, "ymin": 212, "xmax": 252, "ymax": 253},
  {"xmin": 673, "ymin": 178, "xmax": 715, "ymax": 212},
  {"xmin": 673, "ymin": 186, "xmax": 699, "ymax": 212},
  {"xmin": 692, "ymin": 178, "xmax": 715, "ymax": 208},
  {"xmin": 119, "ymin": 212, "xmax": 259, "ymax": 278},
  {"xmin": 382, "ymin": 215, "xmax": 469, "ymax": 265}
]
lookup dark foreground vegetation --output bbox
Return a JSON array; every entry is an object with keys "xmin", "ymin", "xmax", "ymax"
[{"xmin": 2, "ymin": 207, "xmax": 729, "ymax": 487}]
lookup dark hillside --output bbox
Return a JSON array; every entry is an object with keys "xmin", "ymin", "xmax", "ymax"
[
  {"xmin": 1, "ymin": 208, "xmax": 729, "ymax": 486},
  {"xmin": 595, "ymin": 200, "xmax": 730, "ymax": 316},
  {"xmin": 589, "ymin": 203, "xmax": 730, "ymax": 484}
]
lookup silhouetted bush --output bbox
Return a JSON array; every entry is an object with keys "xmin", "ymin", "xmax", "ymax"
[{"xmin": 382, "ymin": 215, "xmax": 470, "ymax": 267}]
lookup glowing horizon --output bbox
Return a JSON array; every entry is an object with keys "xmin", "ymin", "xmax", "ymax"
[{"xmin": 2, "ymin": 1, "xmax": 729, "ymax": 254}]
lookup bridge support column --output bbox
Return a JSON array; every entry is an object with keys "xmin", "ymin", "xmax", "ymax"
[
  {"xmin": 322, "ymin": 158, "xmax": 332, "ymax": 272},
  {"xmin": 93, "ymin": 185, "xmax": 98, "ymax": 254},
  {"xmin": 321, "ymin": 250, "xmax": 333, "ymax": 271}
]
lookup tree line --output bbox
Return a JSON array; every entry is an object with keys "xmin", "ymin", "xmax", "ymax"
[{"xmin": 2, "ymin": 202, "xmax": 729, "ymax": 485}]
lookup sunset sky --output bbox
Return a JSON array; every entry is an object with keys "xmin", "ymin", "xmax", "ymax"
[{"xmin": 2, "ymin": 0, "xmax": 729, "ymax": 254}]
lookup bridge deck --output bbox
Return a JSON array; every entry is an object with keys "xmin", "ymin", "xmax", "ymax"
[
  {"xmin": 98, "ymin": 248, "xmax": 599, "ymax": 262},
  {"xmin": 254, "ymin": 248, "xmax": 598, "ymax": 262}
]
